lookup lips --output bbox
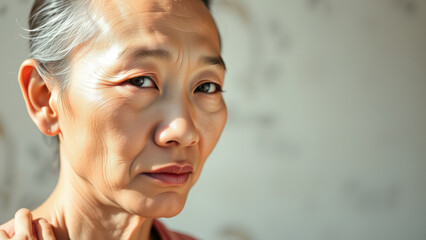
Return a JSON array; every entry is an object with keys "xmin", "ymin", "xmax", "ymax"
[{"xmin": 142, "ymin": 164, "xmax": 193, "ymax": 185}]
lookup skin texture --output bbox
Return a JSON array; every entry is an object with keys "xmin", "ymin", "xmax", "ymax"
[{"xmin": 1, "ymin": 0, "xmax": 226, "ymax": 239}]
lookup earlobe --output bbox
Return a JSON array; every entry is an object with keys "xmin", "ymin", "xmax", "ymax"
[{"xmin": 18, "ymin": 59, "xmax": 60, "ymax": 136}]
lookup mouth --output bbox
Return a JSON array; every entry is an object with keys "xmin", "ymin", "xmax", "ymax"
[{"xmin": 142, "ymin": 164, "xmax": 193, "ymax": 185}]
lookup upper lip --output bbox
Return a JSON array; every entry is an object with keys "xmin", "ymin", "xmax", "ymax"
[{"xmin": 146, "ymin": 164, "xmax": 194, "ymax": 174}]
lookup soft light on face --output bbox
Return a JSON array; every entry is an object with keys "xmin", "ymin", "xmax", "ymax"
[{"xmin": 55, "ymin": 0, "xmax": 227, "ymax": 218}]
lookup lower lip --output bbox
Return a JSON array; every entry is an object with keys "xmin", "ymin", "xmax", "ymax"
[{"xmin": 142, "ymin": 172, "xmax": 191, "ymax": 185}]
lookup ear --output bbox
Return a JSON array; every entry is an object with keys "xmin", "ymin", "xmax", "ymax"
[{"xmin": 18, "ymin": 59, "xmax": 60, "ymax": 136}]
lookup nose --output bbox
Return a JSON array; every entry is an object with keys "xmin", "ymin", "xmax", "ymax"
[{"xmin": 154, "ymin": 116, "xmax": 200, "ymax": 148}]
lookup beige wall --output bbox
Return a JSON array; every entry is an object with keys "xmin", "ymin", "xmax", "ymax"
[{"xmin": 1, "ymin": 0, "xmax": 426, "ymax": 239}]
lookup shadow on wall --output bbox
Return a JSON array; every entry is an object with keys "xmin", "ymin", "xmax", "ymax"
[
  {"xmin": 0, "ymin": 0, "xmax": 31, "ymax": 17},
  {"xmin": 0, "ymin": 116, "xmax": 16, "ymax": 210}
]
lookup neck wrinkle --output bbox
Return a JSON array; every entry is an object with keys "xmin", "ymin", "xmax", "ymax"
[{"xmin": 33, "ymin": 157, "xmax": 154, "ymax": 240}]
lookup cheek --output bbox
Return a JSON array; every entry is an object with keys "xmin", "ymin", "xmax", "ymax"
[
  {"xmin": 86, "ymin": 90, "xmax": 162, "ymax": 189},
  {"xmin": 58, "ymin": 95, "xmax": 120, "ymax": 186},
  {"xmin": 59, "ymin": 87, "xmax": 156, "ymax": 189},
  {"xmin": 100, "ymin": 95, "xmax": 159, "ymax": 161},
  {"xmin": 197, "ymin": 96, "xmax": 227, "ymax": 153},
  {"xmin": 194, "ymin": 94, "xmax": 225, "ymax": 113},
  {"xmin": 193, "ymin": 105, "xmax": 227, "ymax": 182}
]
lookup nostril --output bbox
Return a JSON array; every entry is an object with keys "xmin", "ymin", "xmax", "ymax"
[{"xmin": 164, "ymin": 140, "xmax": 197, "ymax": 147}]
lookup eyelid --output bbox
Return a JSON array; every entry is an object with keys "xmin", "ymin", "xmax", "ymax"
[
  {"xmin": 123, "ymin": 73, "xmax": 159, "ymax": 88},
  {"xmin": 128, "ymin": 76, "xmax": 157, "ymax": 88},
  {"xmin": 194, "ymin": 81, "xmax": 223, "ymax": 94}
]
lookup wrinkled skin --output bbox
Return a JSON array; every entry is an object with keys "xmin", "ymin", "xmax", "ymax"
[{"xmin": 1, "ymin": 0, "xmax": 226, "ymax": 239}]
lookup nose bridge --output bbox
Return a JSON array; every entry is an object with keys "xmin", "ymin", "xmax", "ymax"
[
  {"xmin": 166, "ymin": 81, "xmax": 192, "ymax": 119},
  {"xmin": 155, "ymin": 92, "xmax": 199, "ymax": 147},
  {"xmin": 168, "ymin": 96, "xmax": 195, "ymax": 129}
]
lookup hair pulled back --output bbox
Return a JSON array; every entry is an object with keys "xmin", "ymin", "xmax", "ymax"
[{"xmin": 28, "ymin": 0, "xmax": 211, "ymax": 90}]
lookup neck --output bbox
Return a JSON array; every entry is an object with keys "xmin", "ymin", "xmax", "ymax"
[{"xmin": 33, "ymin": 161, "xmax": 155, "ymax": 240}]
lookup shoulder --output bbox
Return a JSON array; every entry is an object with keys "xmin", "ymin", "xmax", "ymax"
[
  {"xmin": 0, "ymin": 219, "xmax": 15, "ymax": 237},
  {"xmin": 152, "ymin": 219, "xmax": 197, "ymax": 240}
]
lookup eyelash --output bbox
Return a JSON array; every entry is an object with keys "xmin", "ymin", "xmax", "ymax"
[
  {"xmin": 127, "ymin": 76, "xmax": 157, "ymax": 89},
  {"xmin": 195, "ymin": 82, "xmax": 223, "ymax": 94},
  {"xmin": 126, "ymin": 76, "xmax": 222, "ymax": 94}
]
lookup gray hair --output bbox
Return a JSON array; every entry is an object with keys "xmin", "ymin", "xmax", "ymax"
[
  {"xmin": 28, "ymin": 0, "xmax": 101, "ymax": 90},
  {"xmin": 28, "ymin": 0, "xmax": 212, "ymax": 90}
]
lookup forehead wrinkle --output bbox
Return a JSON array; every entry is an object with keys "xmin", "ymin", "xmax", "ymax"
[
  {"xmin": 99, "ymin": 0, "xmax": 215, "ymax": 35},
  {"xmin": 92, "ymin": 0, "xmax": 218, "ymax": 48},
  {"xmin": 168, "ymin": 0, "xmax": 196, "ymax": 18},
  {"xmin": 87, "ymin": 0, "xmax": 221, "ymax": 73},
  {"xmin": 170, "ymin": 42, "xmax": 187, "ymax": 78},
  {"xmin": 95, "ymin": 1, "xmax": 170, "ymax": 40}
]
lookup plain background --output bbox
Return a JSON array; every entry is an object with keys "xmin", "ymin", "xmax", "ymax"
[{"xmin": 1, "ymin": 0, "xmax": 426, "ymax": 239}]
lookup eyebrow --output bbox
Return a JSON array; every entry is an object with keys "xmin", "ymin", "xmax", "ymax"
[
  {"xmin": 201, "ymin": 55, "xmax": 227, "ymax": 71},
  {"xmin": 120, "ymin": 47, "xmax": 226, "ymax": 71}
]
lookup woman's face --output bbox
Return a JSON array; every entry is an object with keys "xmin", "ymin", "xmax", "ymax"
[{"xmin": 54, "ymin": 0, "xmax": 226, "ymax": 218}]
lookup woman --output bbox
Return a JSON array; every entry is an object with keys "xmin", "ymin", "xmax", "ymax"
[{"xmin": 0, "ymin": 0, "xmax": 227, "ymax": 239}]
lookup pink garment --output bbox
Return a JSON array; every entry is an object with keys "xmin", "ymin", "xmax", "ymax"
[
  {"xmin": 0, "ymin": 218, "xmax": 196, "ymax": 240},
  {"xmin": 153, "ymin": 219, "xmax": 197, "ymax": 240}
]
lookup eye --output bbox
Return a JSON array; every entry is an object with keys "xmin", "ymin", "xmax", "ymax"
[
  {"xmin": 195, "ymin": 82, "xmax": 222, "ymax": 94},
  {"xmin": 127, "ymin": 76, "xmax": 157, "ymax": 88}
]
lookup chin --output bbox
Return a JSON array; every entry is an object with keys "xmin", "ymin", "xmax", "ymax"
[{"xmin": 120, "ymin": 191, "xmax": 189, "ymax": 218}]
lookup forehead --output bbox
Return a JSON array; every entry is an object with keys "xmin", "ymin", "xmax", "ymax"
[{"xmin": 90, "ymin": 0, "xmax": 219, "ymax": 50}]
